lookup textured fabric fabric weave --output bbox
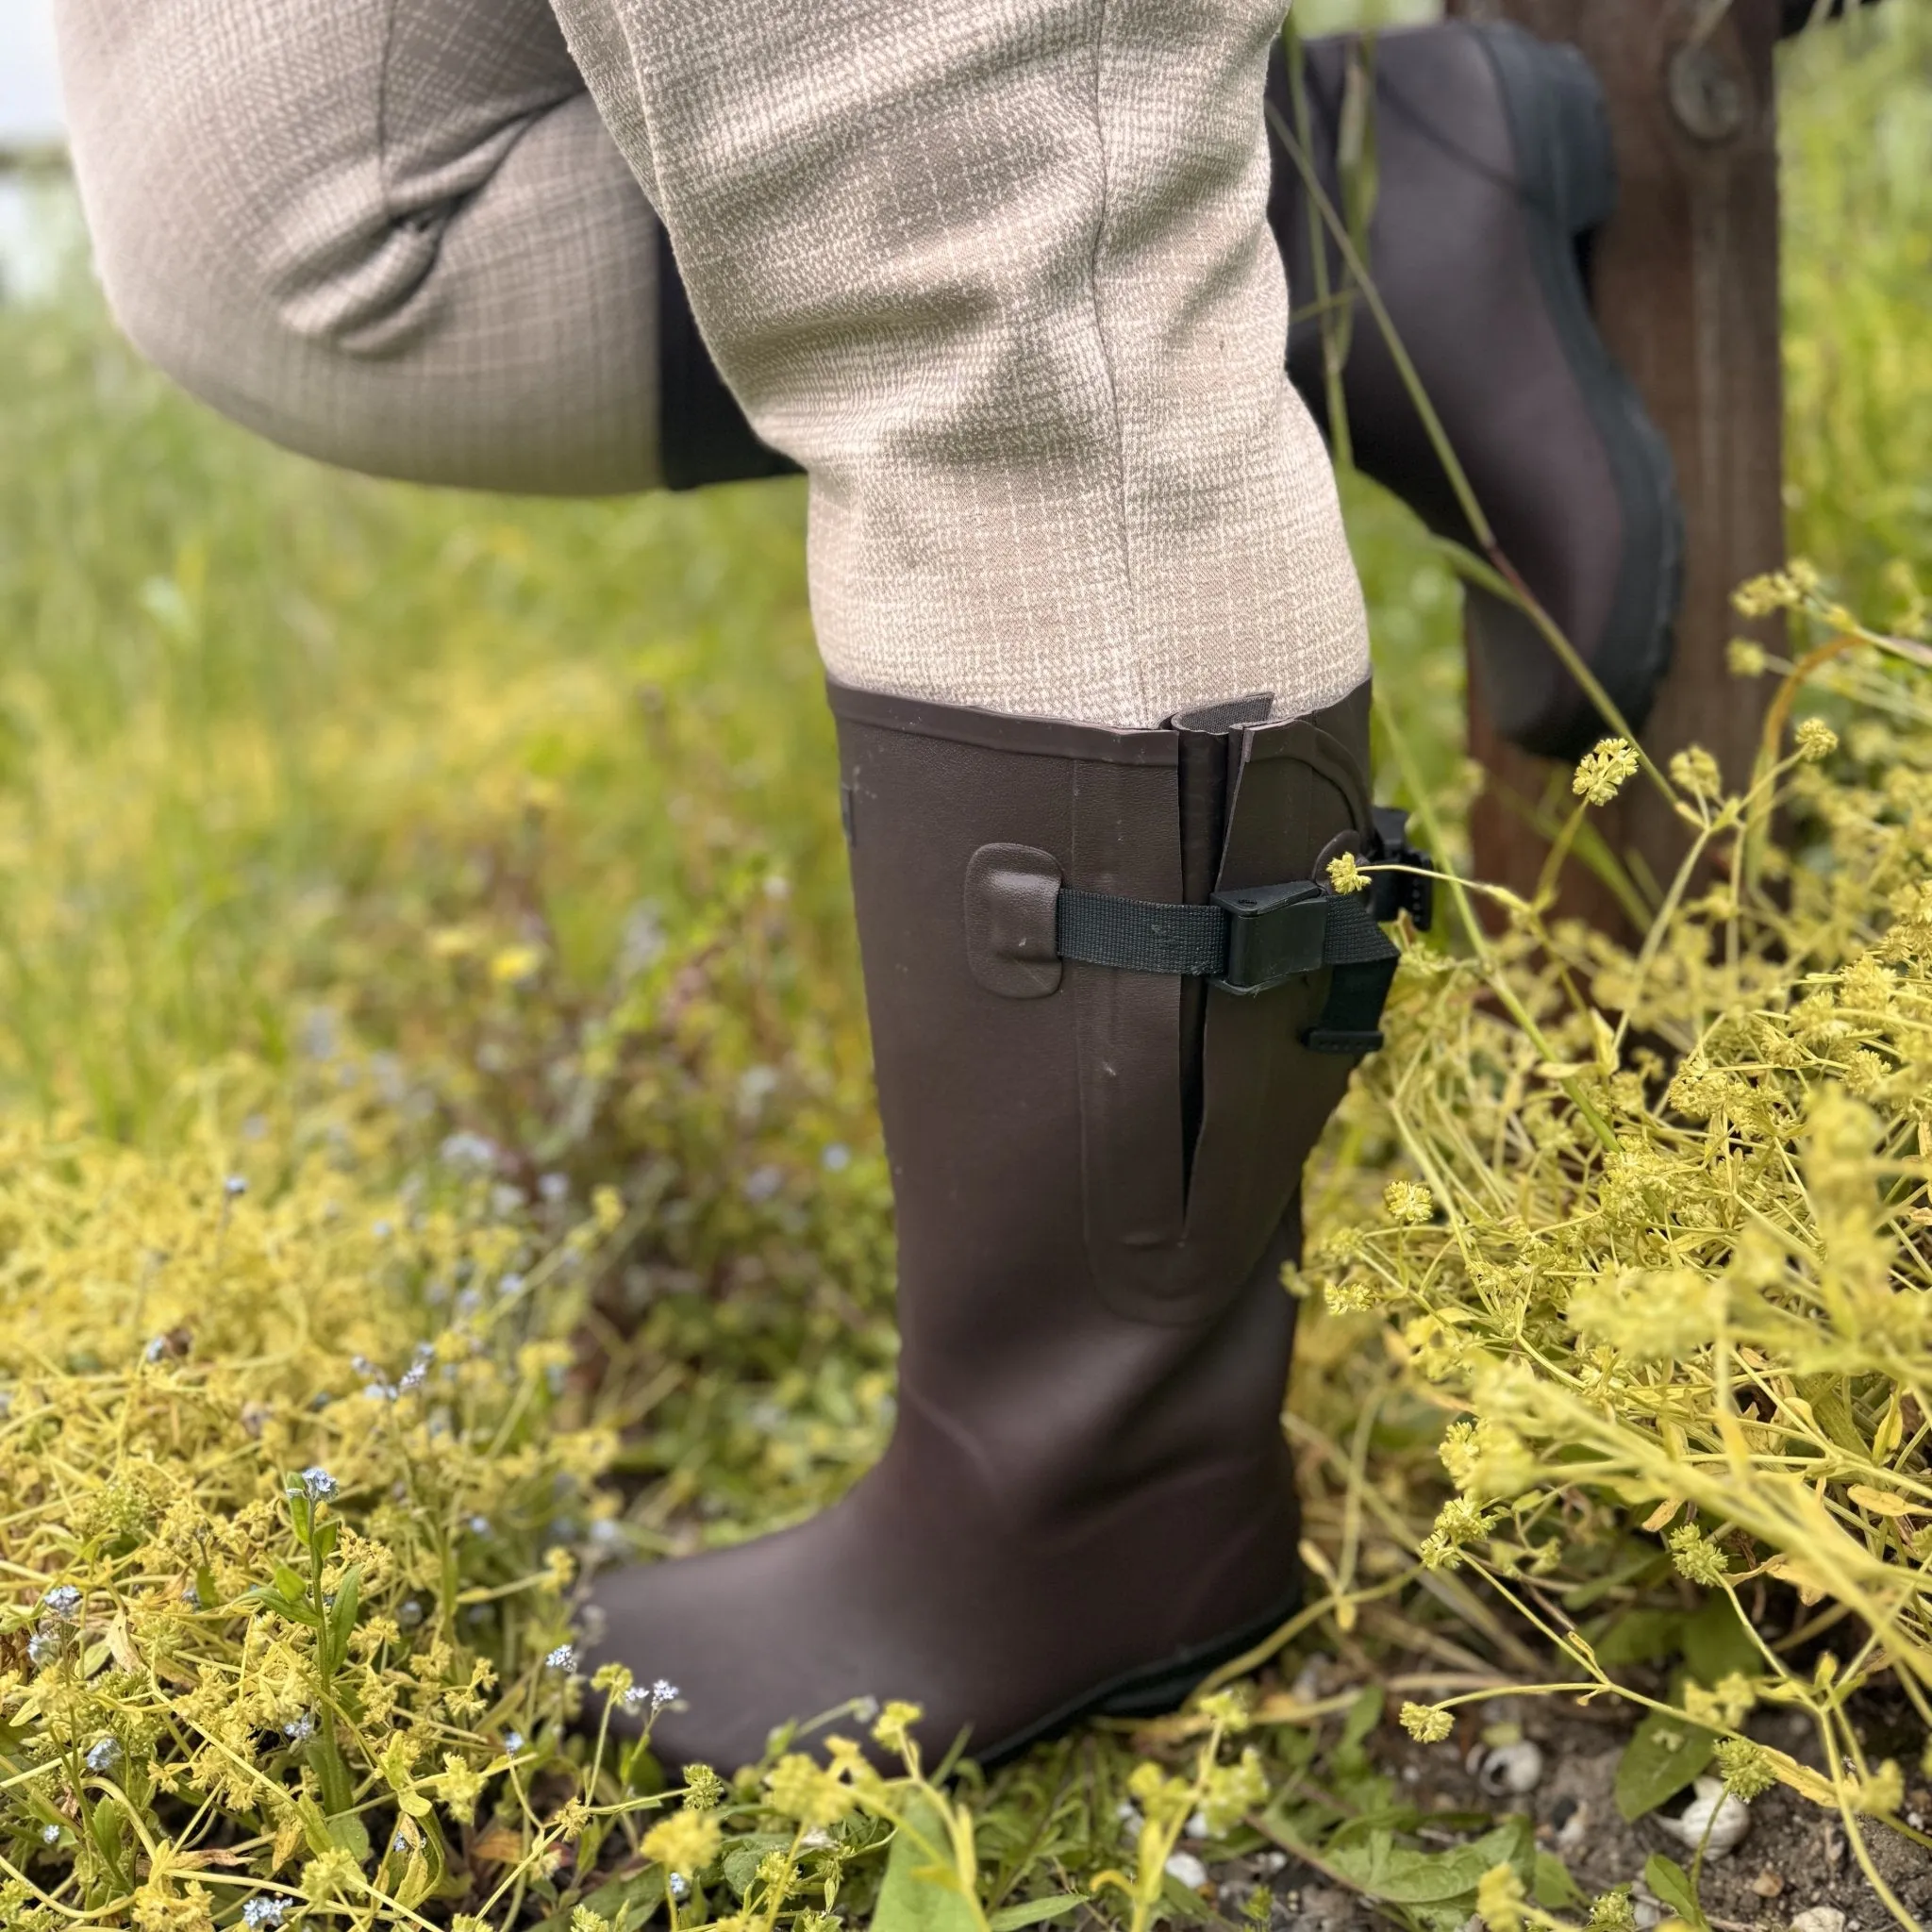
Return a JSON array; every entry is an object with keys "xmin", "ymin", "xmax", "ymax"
[
  {"xmin": 550, "ymin": 0, "xmax": 1370, "ymax": 725},
  {"xmin": 55, "ymin": 0, "xmax": 661, "ymax": 493},
  {"xmin": 56, "ymin": 0, "xmax": 1372, "ymax": 729}
]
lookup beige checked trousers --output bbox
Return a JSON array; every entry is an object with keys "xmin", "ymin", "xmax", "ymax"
[{"xmin": 55, "ymin": 0, "xmax": 1369, "ymax": 728}]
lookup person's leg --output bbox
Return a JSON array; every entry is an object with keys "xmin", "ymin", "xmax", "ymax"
[
  {"xmin": 549, "ymin": 0, "xmax": 1367, "ymax": 728},
  {"xmin": 538, "ymin": 0, "xmax": 1409, "ymax": 1769},
  {"xmin": 1272, "ymin": 25, "xmax": 1683, "ymax": 759},
  {"xmin": 650, "ymin": 23, "xmax": 1690, "ymax": 760},
  {"xmin": 54, "ymin": 0, "xmax": 663, "ymax": 494},
  {"xmin": 63, "ymin": 0, "xmax": 1403, "ymax": 1766}
]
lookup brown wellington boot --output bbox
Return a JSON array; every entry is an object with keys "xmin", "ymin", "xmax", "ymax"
[
  {"xmin": 1269, "ymin": 23, "xmax": 1684, "ymax": 759},
  {"xmin": 586, "ymin": 678, "xmax": 1422, "ymax": 1773}
]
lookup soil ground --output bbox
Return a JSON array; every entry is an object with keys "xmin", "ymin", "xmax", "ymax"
[{"xmin": 1191, "ymin": 1686, "xmax": 1932, "ymax": 1931}]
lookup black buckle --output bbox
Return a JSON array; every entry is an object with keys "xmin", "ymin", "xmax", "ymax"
[
  {"xmin": 1210, "ymin": 880, "xmax": 1327, "ymax": 995},
  {"xmin": 1369, "ymin": 807, "xmax": 1433, "ymax": 932}
]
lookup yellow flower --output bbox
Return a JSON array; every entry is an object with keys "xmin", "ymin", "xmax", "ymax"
[
  {"xmin": 300, "ymin": 1847, "xmax": 364, "ymax": 1904},
  {"xmin": 1666, "ymin": 1523, "xmax": 1731, "ymax": 1586},
  {"xmin": 1668, "ymin": 744, "xmax": 1723, "ymax": 801},
  {"xmin": 130, "ymin": 1879, "xmax": 215, "ymax": 1932},
  {"xmin": 1325, "ymin": 851, "xmax": 1369, "ymax": 895},
  {"xmin": 869, "ymin": 1699, "xmax": 924, "ymax": 1755},
  {"xmin": 1474, "ymin": 1861, "xmax": 1525, "ymax": 1932},
  {"xmin": 1383, "ymin": 1180, "xmax": 1435, "ymax": 1225},
  {"xmin": 489, "ymin": 942, "xmax": 545, "ymax": 987},
  {"xmin": 435, "ymin": 1751, "xmax": 489, "ymax": 1824},
  {"xmin": 642, "ymin": 1807, "xmax": 723, "ymax": 1877},
  {"xmin": 1399, "ymin": 1702, "xmax": 1454, "ymax": 1744},
  {"xmin": 1572, "ymin": 737, "xmax": 1640, "ymax": 807},
  {"xmin": 1795, "ymin": 716, "xmax": 1840, "ymax": 762},
  {"xmin": 1713, "ymin": 1738, "xmax": 1776, "ymax": 1800},
  {"xmin": 766, "ymin": 1752, "xmax": 855, "ymax": 1828}
]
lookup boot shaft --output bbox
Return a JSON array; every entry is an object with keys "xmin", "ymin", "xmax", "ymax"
[{"xmin": 828, "ymin": 679, "xmax": 1379, "ymax": 1515}]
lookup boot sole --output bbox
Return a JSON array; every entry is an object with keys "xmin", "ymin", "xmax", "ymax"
[
  {"xmin": 1467, "ymin": 23, "xmax": 1687, "ymax": 759},
  {"xmin": 974, "ymin": 1581, "xmax": 1303, "ymax": 1768}
]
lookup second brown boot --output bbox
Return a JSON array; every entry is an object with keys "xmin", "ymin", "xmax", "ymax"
[{"xmin": 1270, "ymin": 22, "xmax": 1684, "ymax": 759}]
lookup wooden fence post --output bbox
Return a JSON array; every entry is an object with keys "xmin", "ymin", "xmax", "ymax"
[{"xmin": 1446, "ymin": 0, "xmax": 1787, "ymax": 933}]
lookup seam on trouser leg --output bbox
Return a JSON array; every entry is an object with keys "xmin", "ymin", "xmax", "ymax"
[{"xmin": 1083, "ymin": 0, "xmax": 1149, "ymax": 729}]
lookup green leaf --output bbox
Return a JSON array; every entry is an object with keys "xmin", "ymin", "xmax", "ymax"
[
  {"xmin": 1321, "ymin": 1820, "xmax": 1531, "ymax": 1906},
  {"xmin": 619, "ymin": 1737, "xmax": 665, "ymax": 1795},
  {"xmin": 295, "ymin": 1796, "xmax": 336, "ymax": 1858},
  {"xmin": 1615, "ymin": 1707, "xmax": 1715, "ymax": 1822},
  {"xmin": 326, "ymin": 1808, "xmax": 374, "ymax": 1863},
  {"xmin": 1682, "ymin": 1595, "xmax": 1758, "ymax": 1688},
  {"xmin": 1534, "ymin": 1851, "xmax": 1585, "ymax": 1910},
  {"xmin": 394, "ymin": 1847, "xmax": 434, "ymax": 1911},
  {"xmin": 89, "ymin": 1794, "xmax": 128, "ymax": 1863},
  {"xmin": 1340, "ymin": 1683, "xmax": 1386, "ymax": 1756},
  {"xmin": 720, "ymin": 1832, "xmax": 795, "ymax": 1901},
  {"xmin": 1591, "ymin": 1607, "xmax": 1684, "ymax": 1669},
  {"xmin": 987, "ymin": 1895, "xmax": 1085, "ymax": 1932},
  {"xmin": 248, "ymin": 1587, "xmax": 317, "ymax": 1626},
  {"xmin": 1796, "ymin": 1373, "xmax": 1869, "ymax": 1457},
  {"xmin": 325, "ymin": 1565, "xmax": 362, "ymax": 1674},
  {"xmin": 873, "ymin": 1799, "xmax": 979, "ymax": 1932},
  {"xmin": 1158, "ymin": 1872, "xmax": 1215, "ymax": 1923},
  {"xmin": 1643, "ymin": 1853, "xmax": 1709, "ymax": 1931},
  {"xmin": 535, "ymin": 1870, "xmax": 666, "ymax": 1932}
]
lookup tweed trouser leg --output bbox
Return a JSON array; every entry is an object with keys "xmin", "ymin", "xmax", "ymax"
[
  {"xmin": 55, "ymin": 0, "xmax": 662, "ymax": 494},
  {"xmin": 549, "ymin": 0, "xmax": 1368, "ymax": 726},
  {"xmin": 57, "ymin": 0, "xmax": 1370, "ymax": 728}
]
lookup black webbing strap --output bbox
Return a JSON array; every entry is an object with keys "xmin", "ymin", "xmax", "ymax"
[
  {"xmin": 1055, "ymin": 892, "xmax": 1230, "ymax": 981},
  {"xmin": 1305, "ymin": 891, "xmax": 1402, "ymax": 1055},
  {"xmin": 1050, "ymin": 814, "xmax": 1432, "ymax": 1056},
  {"xmin": 1055, "ymin": 878, "xmax": 1399, "ymax": 1052}
]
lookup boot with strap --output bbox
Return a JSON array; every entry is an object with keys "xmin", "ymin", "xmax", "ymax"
[{"xmin": 587, "ymin": 677, "xmax": 1425, "ymax": 1771}]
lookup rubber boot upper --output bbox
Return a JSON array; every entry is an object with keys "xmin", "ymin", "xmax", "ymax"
[{"xmin": 586, "ymin": 681, "xmax": 1382, "ymax": 1773}]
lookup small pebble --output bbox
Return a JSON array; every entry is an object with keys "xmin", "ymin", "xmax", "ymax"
[
  {"xmin": 1660, "ymin": 1777, "xmax": 1750, "ymax": 1858},
  {"xmin": 1164, "ymin": 1852, "xmax": 1209, "ymax": 1892},
  {"xmin": 1290, "ymin": 1656, "xmax": 1332, "ymax": 1706},
  {"xmin": 1790, "ymin": 1910, "xmax": 1846, "ymax": 1932},
  {"xmin": 1474, "ymin": 1740, "xmax": 1543, "ymax": 1797},
  {"xmin": 1750, "ymin": 1869, "xmax": 1785, "ymax": 1899},
  {"xmin": 1552, "ymin": 1798, "xmax": 1590, "ymax": 1854}
]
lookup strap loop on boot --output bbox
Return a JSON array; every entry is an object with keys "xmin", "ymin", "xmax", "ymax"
[
  {"xmin": 965, "ymin": 814, "xmax": 1431, "ymax": 1050},
  {"xmin": 1055, "ymin": 877, "xmax": 1396, "ymax": 1053}
]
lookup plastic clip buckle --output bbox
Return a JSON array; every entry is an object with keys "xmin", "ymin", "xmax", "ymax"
[{"xmin": 1209, "ymin": 880, "xmax": 1327, "ymax": 996}]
